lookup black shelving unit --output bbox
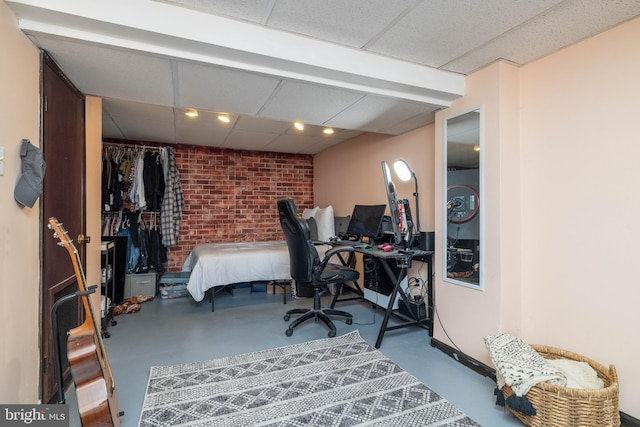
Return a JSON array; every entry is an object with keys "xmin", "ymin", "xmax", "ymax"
[{"xmin": 100, "ymin": 239, "xmax": 118, "ymax": 338}]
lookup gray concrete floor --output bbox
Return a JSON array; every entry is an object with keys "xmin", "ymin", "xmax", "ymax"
[{"xmin": 67, "ymin": 286, "xmax": 522, "ymax": 426}]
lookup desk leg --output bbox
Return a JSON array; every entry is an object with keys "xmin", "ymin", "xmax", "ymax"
[
  {"xmin": 330, "ymin": 251, "xmax": 364, "ymax": 308},
  {"xmin": 427, "ymin": 255, "xmax": 434, "ymax": 337},
  {"xmin": 374, "ymin": 260, "xmax": 407, "ymax": 349}
]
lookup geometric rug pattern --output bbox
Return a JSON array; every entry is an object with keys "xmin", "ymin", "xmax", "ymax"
[{"xmin": 139, "ymin": 331, "xmax": 480, "ymax": 426}]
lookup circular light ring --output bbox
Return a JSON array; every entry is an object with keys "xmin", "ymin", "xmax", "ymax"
[{"xmin": 447, "ymin": 184, "xmax": 479, "ymax": 223}]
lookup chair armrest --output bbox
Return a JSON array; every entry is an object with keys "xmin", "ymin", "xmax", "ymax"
[{"xmin": 319, "ymin": 246, "xmax": 355, "ymax": 270}]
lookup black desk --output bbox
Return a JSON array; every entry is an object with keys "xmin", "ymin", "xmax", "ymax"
[{"xmin": 353, "ymin": 247, "xmax": 434, "ymax": 348}]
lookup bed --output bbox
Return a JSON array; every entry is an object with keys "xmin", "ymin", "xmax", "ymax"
[
  {"xmin": 181, "ymin": 240, "xmax": 339, "ymax": 310},
  {"xmin": 181, "ymin": 207, "xmax": 351, "ymax": 310},
  {"xmin": 182, "ymin": 241, "xmax": 292, "ymax": 303}
]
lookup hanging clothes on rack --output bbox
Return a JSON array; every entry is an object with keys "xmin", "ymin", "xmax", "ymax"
[
  {"xmin": 160, "ymin": 147, "xmax": 184, "ymax": 247},
  {"xmin": 146, "ymin": 213, "xmax": 166, "ymax": 273},
  {"xmin": 143, "ymin": 150, "xmax": 164, "ymax": 211},
  {"xmin": 102, "ymin": 143, "xmax": 182, "ymax": 272},
  {"xmin": 129, "ymin": 150, "xmax": 147, "ymax": 211}
]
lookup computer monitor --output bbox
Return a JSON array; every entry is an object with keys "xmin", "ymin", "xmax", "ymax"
[
  {"xmin": 381, "ymin": 161, "xmax": 403, "ymax": 245},
  {"xmin": 346, "ymin": 204, "xmax": 386, "ymax": 240}
]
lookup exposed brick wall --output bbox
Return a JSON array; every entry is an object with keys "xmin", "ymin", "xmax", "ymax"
[{"xmin": 167, "ymin": 145, "xmax": 314, "ymax": 270}]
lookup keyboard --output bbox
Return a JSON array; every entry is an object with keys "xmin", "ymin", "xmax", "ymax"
[{"xmin": 333, "ymin": 239, "xmax": 364, "ymax": 248}]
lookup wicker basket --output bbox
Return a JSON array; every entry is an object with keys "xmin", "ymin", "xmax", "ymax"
[{"xmin": 501, "ymin": 344, "xmax": 620, "ymax": 427}]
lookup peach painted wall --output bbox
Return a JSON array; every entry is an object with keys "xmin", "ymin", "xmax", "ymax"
[
  {"xmin": 314, "ymin": 127, "xmax": 435, "ymax": 231},
  {"xmin": 434, "ymin": 61, "xmax": 523, "ymax": 366},
  {"xmin": 0, "ymin": 1, "xmax": 41, "ymax": 402},
  {"xmin": 519, "ymin": 16, "xmax": 640, "ymax": 416},
  {"xmin": 314, "ymin": 125, "xmax": 436, "ymax": 294},
  {"xmin": 316, "ymin": 17, "xmax": 640, "ymax": 417}
]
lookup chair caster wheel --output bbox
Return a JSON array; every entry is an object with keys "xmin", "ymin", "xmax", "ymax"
[
  {"xmin": 111, "ymin": 320, "xmax": 118, "ymax": 326},
  {"xmin": 346, "ymin": 318, "xmax": 352, "ymax": 325},
  {"xmin": 285, "ymin": 329, "xmax": 293, "ymax": 336},
  {"xmin": 284, "ymin": 314, "xmax": 291, "ymax": 321},
  {"xmin": 103, "ymin": 331, "xmax": 111, "ymax": 339},
  {"xmin": 328, "ymin": 331, "xmax": 336, "ymax": 338}
]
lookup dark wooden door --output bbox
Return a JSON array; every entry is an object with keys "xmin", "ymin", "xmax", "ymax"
[{"xmin": 40, "ymin": 52, "xmax": 86, "ymax": 403}]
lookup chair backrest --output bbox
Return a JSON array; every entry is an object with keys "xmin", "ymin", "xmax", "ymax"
[{"xmin": 277, "ymin": 198, "xmax": 320, "ymax": 284}]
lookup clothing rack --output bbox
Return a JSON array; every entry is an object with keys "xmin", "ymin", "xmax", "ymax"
[
  {"xmin": 102, "ymin": 142, "xmax": 173, "ymax": 152},
  {"xmin": 101, "ymin": 140, "xmax": 184, "ymax": 248}
]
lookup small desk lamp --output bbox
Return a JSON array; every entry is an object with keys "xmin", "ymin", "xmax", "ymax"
[{"xmin": 393, "ymin": 159, "xmax": 420, "ymax": 233}]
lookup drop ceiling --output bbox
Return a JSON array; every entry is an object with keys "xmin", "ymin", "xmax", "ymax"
[{"xmin": 6, "ymin": 0, "xmax": 640, "ymax": 154}]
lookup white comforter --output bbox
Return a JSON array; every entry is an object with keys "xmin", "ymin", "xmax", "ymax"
[{"xmin": 182, "ymin": 241, "xmax": 292, "ymax": 302}]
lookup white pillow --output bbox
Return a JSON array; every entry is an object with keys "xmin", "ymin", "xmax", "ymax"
[
  {"xmin": 314, "ymin": 205, "xmax": 335, "ymax": 241},
  {"xmin": 302, "ymin": 206, "xmax": 318, "ymax": 220}
]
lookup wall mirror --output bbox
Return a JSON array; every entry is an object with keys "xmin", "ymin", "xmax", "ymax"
[{"xmin": 444, "ymin": 108, "xmax": 483, "ymax": 289}]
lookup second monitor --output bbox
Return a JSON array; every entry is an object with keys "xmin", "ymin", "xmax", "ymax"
[{"xmin": 346, "ymin": 204, "xmax": 386, "ymax": 241}]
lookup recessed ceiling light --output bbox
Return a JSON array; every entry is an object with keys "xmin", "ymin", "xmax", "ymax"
[
  {"xmin": 293, "ymin": 121, "xmax": 304, "ymax": 131},
  {"xmin": 185, "ymin": 108, "xmax": 198, "ymax": 118},
  {"xmin": 218, "ymin": 113, "xmax": 230, "ymax": 123},
  {"xmin": 323, "ymin": 128, "xmax": 334, "ymax": 135}
]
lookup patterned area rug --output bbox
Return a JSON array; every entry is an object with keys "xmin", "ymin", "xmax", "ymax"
[{"xmin": 138, "ymin": 331, "xmax": 480, "ymax": 426}]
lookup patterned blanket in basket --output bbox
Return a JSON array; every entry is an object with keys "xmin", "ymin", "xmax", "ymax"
[{"xmin": 484, "ymin": 333, "xmax": 567, "ymax": 415}]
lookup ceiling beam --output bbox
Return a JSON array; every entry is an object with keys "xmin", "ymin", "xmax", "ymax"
[{"xmin": 9, "ymin": 0, "xmax": 465, "ymax": 107}]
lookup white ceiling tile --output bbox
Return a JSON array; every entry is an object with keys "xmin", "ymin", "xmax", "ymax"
[
  {"xmin": 367, "ymin": 0, "xmax": 563, "ymax": 67},
  {"xmin": 267, "ymin": 0, "xmax": 421, "ymax": 48},
  {"xmin": 103, "ymin": 99, "xmax": 176, "ymax": 142},
  {"xmin": 102, "ymin": 114, "xmax": 125, "ymax": 140},
  {"xmin": 221, "ymin": 129, "xmax": 279, "ymax": 151},
  {"xmin": 264, "ymin": 133, "xmax": 324, "ymax": 154},
  {"xmin": 33, "ymin": 36, "xmax": 175, "ymax": 106},
  {"xmin": 176, "ymin": 121, "xmax": 232, "ymax": 147},
  {"xmin": 329, "ymin": 129, "xmax": 365, "ymax": 141},
  {"xmin": 103, "ymin": 99, "xmax": 174, "ymax": 122},
  {"xmin": 116, "ymin": 118, "xmax": 176, "ymax": 143},
  {"xmin": 445, "ymin": 0, "xmax": 640, "ymax": 74},
  {"xmin": 234, "ymin": 115, "xmax": 291, "ymax": 133},
  {"xmin": 160, "ymin": 0, "xmax": 273, "ymax": 24},
  {"xmin": 381, "ymin": 111, "xmax": 435, "ymax": 135},
  {"xmin": 285, "ymin": 123, "xmax": 329, "ymax": 137},
  {"xmin": 174, "ymin": 108, "xmax": 237, "ymax": 129},
  {"xmin": 260, "ymin": 81, "xmax": 364, "ymax": 124},
  {"xmin": 177, "ymin": 61, "xmax": 282, "ymax": 115},
  {"xmin": 326, "ymin": 96, "xmax": 435, "ymax": 132}
]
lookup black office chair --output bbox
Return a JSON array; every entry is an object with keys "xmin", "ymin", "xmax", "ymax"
[{"xmin": 277, "ymin": 198, "xmax": 358, "ymax": 337}]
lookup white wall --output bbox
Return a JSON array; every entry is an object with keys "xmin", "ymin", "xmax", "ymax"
[{"xmin": 0, "ymin": 0, "xmax": 42, "ymax": 403}]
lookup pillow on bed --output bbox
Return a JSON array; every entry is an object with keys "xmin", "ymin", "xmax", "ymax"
[
  {"xmin": 302, "ymin": 206, "xmax": 319, "ymax": 220},
  {"xmin": 314, "ymin": 205, "xmax": 335, "ymax": 241},
  {"xmin": 306, "ymin": 217, "xmax": 318, "ymax": 241}
]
